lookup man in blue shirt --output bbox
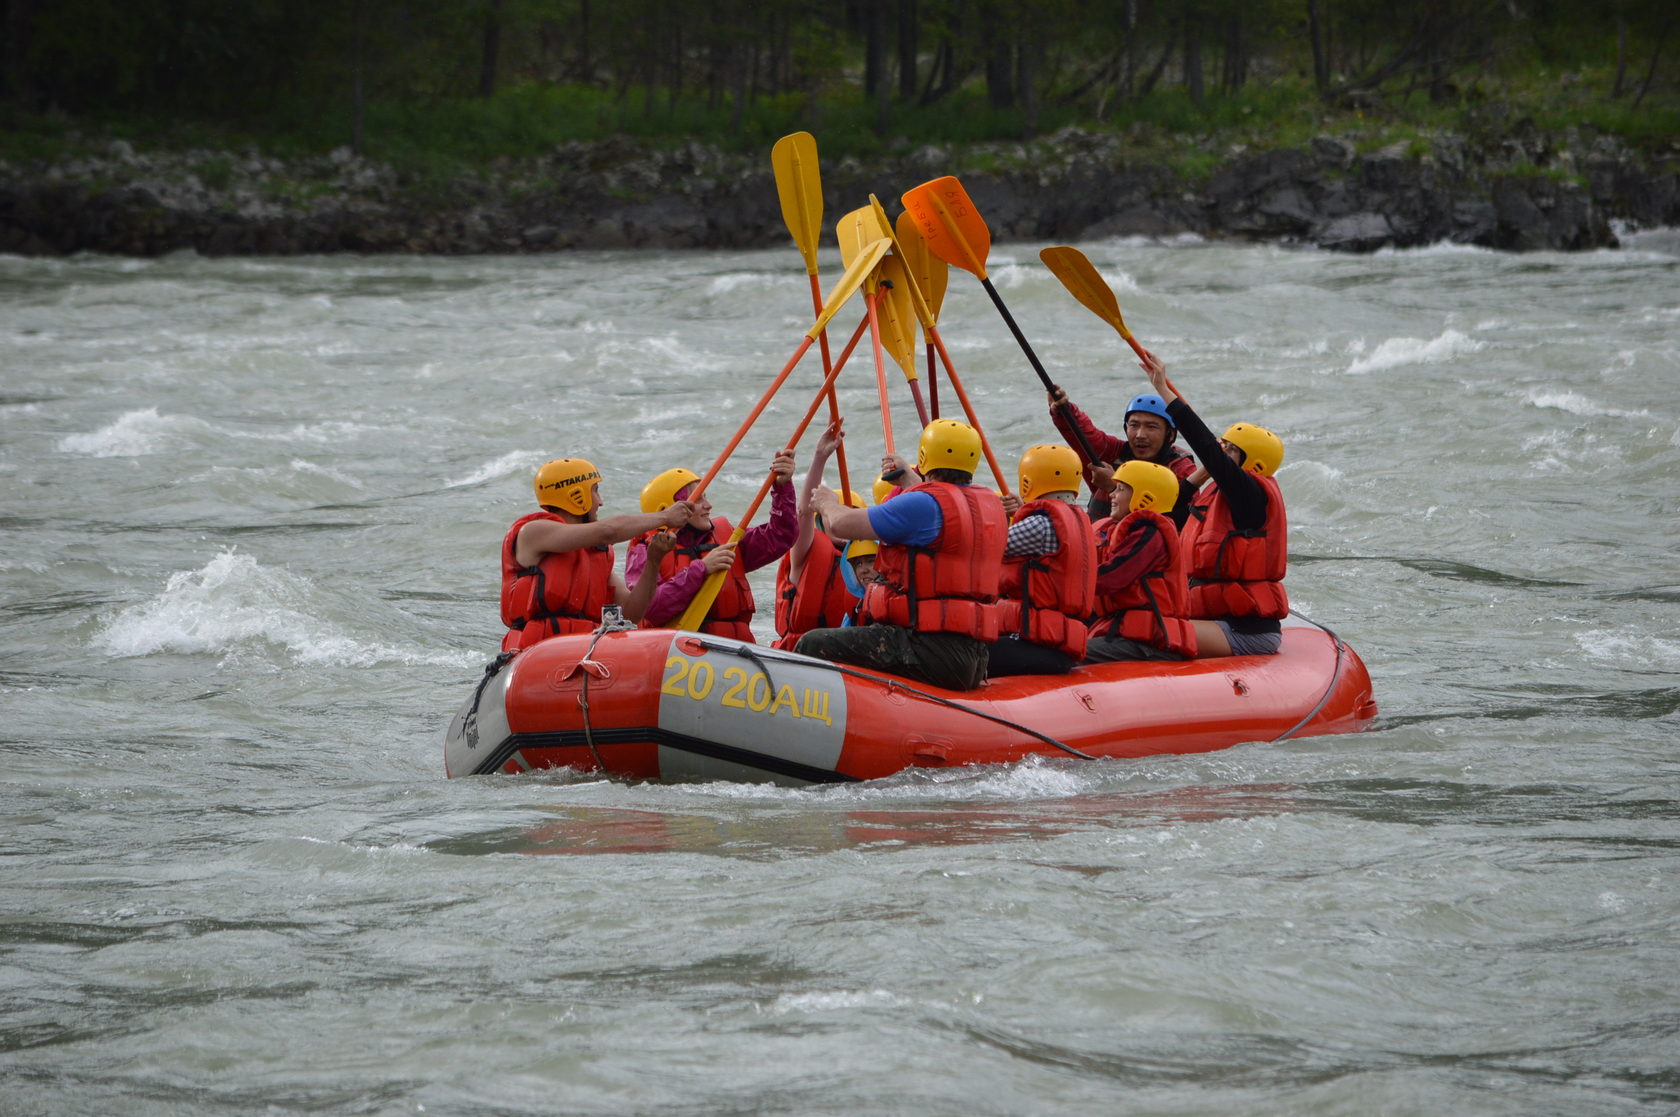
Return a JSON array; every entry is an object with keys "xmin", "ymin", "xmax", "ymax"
[{"xmin": 796, "ymin": 420, "xmax": 1007, "ymax": 691}]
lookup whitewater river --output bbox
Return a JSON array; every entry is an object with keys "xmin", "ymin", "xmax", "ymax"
[{"xmin": 3, "ymin": 229, "xmax": 1677, "ymax": 1115}]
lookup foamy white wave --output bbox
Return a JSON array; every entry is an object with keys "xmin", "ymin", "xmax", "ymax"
[
  {"xmin": 992, "ymin": 260, "xmax": 1032, "ymax": 289},
  {"xmin": 1372, "ymin": 240, "xmax": 1493, "ymax": 258},
  {"xmin": 271, "ymin": 420, "xmax": 383, "ymax": 444},
  {"xmin": 288, "ymin": 459, "xmax": 363, "ymax": 487},
  {"xmin": 1345, "ymin": 329, "xmax": 1482, "ymax": 375},
  {"xmin": 1523, "ymin": 389, "xmax": 1650, "ymax": 420},
  {"xmin": 705, "ymin": 272, "xmax": 776, "ymax": 296},
  {"xmin": 1101, "ymin": 232, "xmax": 1205, "ymax": 249},
  {"xmin": 598, "ymin": 334, "xmax": 725, "ymax": 374},
  {"xmin": 94, "ymin": 550, "xmax": 477, "ymax": 668},
  {"xmin": 449, "ymin": 450, "xmax": 531, "ymax": 489},
  {"xmin": 1285, "ymin": 460, "xmax": 1345, "ymax": 485},
  {"xmin": 580, "ymin": 319, "xmax": 617, "ymax": 334},
  {"xmin": 766, "ymin": 990, "xmax": 902, "ymax": 1015},
  {"xmin": 1096, "ymin": 266, "xmax": 1140, "ymax": 293},
  {"xmin": 1574, "ymin": 629, "xmax": 1680, "ymax": 670},
  {"xmin": 58, "ymin": 408, "xmax": 214, "ymax": 456}
]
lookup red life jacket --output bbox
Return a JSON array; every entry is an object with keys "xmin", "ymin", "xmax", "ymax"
[
  {"xmin": 500, "ymin": 511, "xmax": 616, "ymax": 652},
  {"xmin": 1089, "ymin": 508, "xmax": 1197, "ymax": 657},
  {"xmin": 637, "ymin": 518, "xmax": 756, "ymax": 642},
  {"xmin": 772, "ymin": 529, "xmax": 855, "ymax": 650},
  {"xmin": 996, "ymin": 498, "xmax": 1096, "ymax": 660},
  {"xmin": 1181, "ymin": 475, "xmax": 1289, "ymax": 620},
  {"xmin": 860, "ymin": 482, "xmax": 1006, "ymax": 641}
]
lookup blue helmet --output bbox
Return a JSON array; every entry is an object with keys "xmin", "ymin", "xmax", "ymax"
[{"xmin": 1125, "ymin": 394, "xmax": 1175, "ymax": 428}]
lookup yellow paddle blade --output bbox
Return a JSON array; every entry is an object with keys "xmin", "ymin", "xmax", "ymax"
[
  {"xmin": 896, "ymin": 210, "xmax": 948, "ymax": 332},
  {"xmin": 675, "ymin": 529, "xmax": 747, "ymax": 631},
  {"xmin": 771, "ymin": 132, "xmax": 823, "ymax": 276},
  {"xmin": 900, "ymin": 175, "xmax": 991, "ymax": 281},
  {"xmin": 1039, "ymin": 245, "xmax": 1134, "ymax": 340},
  {"xmin": 809, "ymin": 237, "xmax": 891, "ymax": 339},
  {"xmin": 867, "ymin": 194, "xmax": 933, "ymax": 329},
  {"xmin": 835, "ymin": 204, "xmax": 892, "ymax": 272},
  {"xmin": 876, "ymin": 254, "xmax": 919, "ymax": 380}
]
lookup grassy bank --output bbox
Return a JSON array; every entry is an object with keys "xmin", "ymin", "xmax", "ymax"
[{"xmin": 4, "ymin": 63, "xmax": 1675, "ymax": 191}]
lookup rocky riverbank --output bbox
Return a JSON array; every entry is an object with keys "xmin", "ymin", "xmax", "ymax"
[{"xmin": 1, "ymin": 125, "xmax": 1675, "ymax": 257}]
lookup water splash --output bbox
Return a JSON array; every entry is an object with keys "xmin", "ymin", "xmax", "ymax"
[
  {"xmin": 94, "ymin": 550, "xmax": 477, "ymax": 668},
  {"xmin": 58, "ymin": 408, "xmax": 213, "ymax": 457},
  {"xmin": 448, "ymin": 451, "xmax": 531, "ymax": 489},
  {"xmin": 1345, "ymin": 329, "xmax": 1482, "ymax": 375},
  {"xmin": 1523, "ymin": 389, "xmax": 1651, "ymax": 420}
]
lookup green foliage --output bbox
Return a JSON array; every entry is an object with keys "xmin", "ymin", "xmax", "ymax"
[{"xmin": 1, "ymin": 0, "xmax": 1673, "ymax": 175}]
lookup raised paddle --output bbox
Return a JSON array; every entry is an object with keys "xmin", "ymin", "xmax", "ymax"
[
  {"xmin": 771, "ymin": 131, "xmax": 851, "ymax": 503},
  {"xmin": 836, "ymin": 205, "xmax": 900, "ymax": 455},
  {"xmin": 874, "ymin": 252, "xmax": 923, "ymax": 425},
  {"xmin": 894, "ymin": 210, "xmax": 948, "ymax": 419},
  {"xmin": 674, "ymin": 300, "xmax": 883, "ymax": 632},
  {"xmin": 680, "ymin": 237, "xmax": 891, "ymax": 510},
  {"xmin": 864, "ymin": 194, "xmax": 931, "ymax": 427},
  {"xmin": 901, "ymin": 176, "xmax": 1099, "ymax": 467},
  {"xmin": 1039, "ymin": 244, "xmax": 1182, "ymax": 399}
]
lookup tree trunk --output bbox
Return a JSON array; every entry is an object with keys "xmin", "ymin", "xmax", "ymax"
[
  {"xmin": 1222, "ymin": 7, "xmax": 1246, "ymax": 93},
  {"xmin": 1612, "ymin": 9, "xmax": 1628, "ymax": 97},
  {"xmin": 1184, "ymin": 19, "xmax": 1204, "ymax": 105},
  {"xmin": 578, "ymin": 0, "xmax": 593, "ymax": 85},
  {"xmin": 478, "ymin": 0, "xmax": 504, "ymax": 98},
  {"xmin": 986, "ymin": 41, "xmax": 1015, "ymax": 108},
  {"xmin": 351, "ymin": 0, "xmax": 366, "ymax": 155},
  {"xmin": 1307, "ymin": 0, "xmax": 1330, "ymax": 100},
  {"xmin": 1019, "ymin": 36, "xmax": 1039, "ymax": 137},
  {"xmin": 864, "ymin": 0, "xmax": 885, "ymax": 97},
  {"xmin": 898, "ymin": 0, "xmax": 919, "ymax": 102},
  {"xmin": 1631, "ymin": 27, "xmax": 1668, "ymax": 110},
  {"xmin": 1121, "ymin": 0, "xmax": 1138, "ymax": 101},
  {"xmin": 732, "ymin": 44, "xmax": 748, "ymax": 134},
  {"xmin": 1138, "ymin": 25, "xmax": 1177, "ymax": 97}
]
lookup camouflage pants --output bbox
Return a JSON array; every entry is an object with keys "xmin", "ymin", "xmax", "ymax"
[
  {"xmin": 795, "ymin": 624, "xmax": 989, "ymax": 691},
  {"xmin": 1082, "ymin": 634, "xmax": 1186, "ymax": 663}
]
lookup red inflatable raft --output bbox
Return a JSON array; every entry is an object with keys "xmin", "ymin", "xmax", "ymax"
[{"xmin": 444, "ymin": 613, "xmax": 1376, "ymax": 784}]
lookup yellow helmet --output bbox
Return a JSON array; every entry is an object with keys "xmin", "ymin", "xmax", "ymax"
[
  {"xmin": 817, "ymin": 488, "xmax": 867, "ymax": 533},
  {"xmin": 1113, "ymin": 460, "xmax": 1179, "ymax": 514},
  {"xmin": 872, "ymin": 475, "xmax": 900, "ymax": 504},
  {"xmin": 916, "ymin": 419, "xmax": 981, "ymax": 476},
  {"xmin": 1221, "ymin": 423, "xmax": 1284, "ymax": 477},
  {"xmin": 1017, "ymin": 444, "xmax": 1082, "ymax": 501},
  {"xmin": 640, "ymin": 467, "xmax": 700, "ymax": 513},
  {"xmin": 844, "ymin": 538, "xmax": 879, "ymax": 562},
  {"xmin": 533, "ymin": 458, "xmax": 601, "ymax": 516}
]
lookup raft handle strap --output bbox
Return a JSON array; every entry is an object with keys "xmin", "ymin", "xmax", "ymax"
[
  {"xmin": 575, "ymin": 627, "xmax": 618, "ymax": 770},
  {"xmin": 1271, "ymin": 610, "xmax": 1348, "ymax": 743},
  {"xmin": 463, "ymin": 652, "xmax": 516, "ymax": 751}
]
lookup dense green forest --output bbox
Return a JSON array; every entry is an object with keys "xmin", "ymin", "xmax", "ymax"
[{"xmin": 1, "ymin": 0, "xmax": 1673, "ymax": 167}]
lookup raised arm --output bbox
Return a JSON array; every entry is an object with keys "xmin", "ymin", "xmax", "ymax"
[
  {"xmin": 788, "ymin": 422, "xmax": 844, "ymax": 580},
  {"xmin": 514, "ymin": 502, "xmax": 691, "ymax": 569},
  {"xmin": 1140, "ymin": 351, "xmax": 1267, "ymax": 527},
  {"xmin": 618, "ymin": 530, "xmax": 677, "ymax": 622}
]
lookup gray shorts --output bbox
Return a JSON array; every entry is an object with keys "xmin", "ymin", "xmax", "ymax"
[{"xmin": 1216, "ymin": 622, "xmax": 1282, "ymax": 656}]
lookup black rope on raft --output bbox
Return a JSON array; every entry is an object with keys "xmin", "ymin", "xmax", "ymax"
[
  {"xmin": 694, "ymin": 637, "xmax": 1099, "ymax": 761},
  {"xmin": 1271, "ymin": 610, "xmax": 1348, "ymax": 743}
]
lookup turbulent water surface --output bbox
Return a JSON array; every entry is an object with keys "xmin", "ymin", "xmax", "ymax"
[{"xmin": 3, "ymin": 230, "xmax": 1678, "ymax": 1115}]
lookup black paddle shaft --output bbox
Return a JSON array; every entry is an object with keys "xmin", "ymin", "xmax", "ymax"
[{"xmin": 980, "ymin": 277, "xmax": 1100, "ymax": 466}]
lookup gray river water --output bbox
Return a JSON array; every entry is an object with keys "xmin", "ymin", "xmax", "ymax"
[{"xmin": 3, "ymin": 229, "xmax": 1678, "ymax": 1115}]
